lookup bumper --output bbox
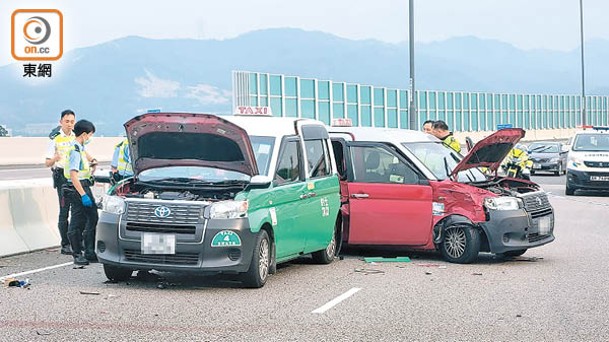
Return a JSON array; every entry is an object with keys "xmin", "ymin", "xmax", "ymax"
[
  {"xmin": 479, "ymin": 209, "xmax": 555, "ymax": 254},
  {"xmin": 532, "ymin": 162, "xmax": 560, "ymax": 172},
  {"xmin": 96, "ymin": 211, "xmax": 256, "ymax": 274},
  {"xmin": 567, "ymin": 169, "xmax": 609, "ymax": 191}
]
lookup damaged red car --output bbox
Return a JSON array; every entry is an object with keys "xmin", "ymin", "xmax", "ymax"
[{"xmin": 329, "ymin": 127, "xmax": 555, "ymax": 263}]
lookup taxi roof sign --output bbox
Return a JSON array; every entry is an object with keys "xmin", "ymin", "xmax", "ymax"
[
  {"xmin": 235, "ymin": 106, "xmax": 273, "ymax": 116},
  {"xmin": 331, "ymin": 118, "xmax": 353, "ymax": 127}
]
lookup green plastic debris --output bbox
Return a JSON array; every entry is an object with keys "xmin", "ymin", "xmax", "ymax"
[{"xmin": 364, "ymin": 257, "xmax": 411, "ymax": 263}]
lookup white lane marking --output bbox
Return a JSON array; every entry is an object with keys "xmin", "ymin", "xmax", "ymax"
[
  {"xmin": 0, "ymin": 262, "xmax": 73, "ymax": 281},
  {"xmin": 312, "ymin": 287, "xmax": 362, "ymax": 314}
]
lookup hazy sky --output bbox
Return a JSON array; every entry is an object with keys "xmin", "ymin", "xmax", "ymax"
[{"xmin": 2, "ymin": 0, "xmax": 608, "ymax": 65}]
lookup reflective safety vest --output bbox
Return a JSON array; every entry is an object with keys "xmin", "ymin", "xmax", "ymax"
[
  {"xmin": 508, "ymin": 147, "xmax": 533, "ymax": 169},
  {"xmin": 63, "ymin": 143, "xmax": 92, "ymax": 181},
  {"xmin": 50, "ymin": 131, "xmax": 75, "ymax": 168},
  {"xmin": 442, "ymin": 134, "xmax": 462, "ymax": 154},
  {"xmin": 115, "ymin": 138, "xmax": 133, "ymax": 176}
]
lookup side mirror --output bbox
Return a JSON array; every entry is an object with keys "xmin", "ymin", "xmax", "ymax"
[{"xmin": 249, "ymin": 175, "xmax": 272, "ymax": 187}]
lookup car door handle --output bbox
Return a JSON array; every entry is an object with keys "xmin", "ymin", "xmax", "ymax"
[
  {"xmin": 300, "ymin": 192, "xmax": 317, "ymax": 200},
  {"xmin": 351, "ymin": 193, "xmax": 369, "ymax": 199}
]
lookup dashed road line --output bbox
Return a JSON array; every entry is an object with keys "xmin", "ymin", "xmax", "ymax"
[{"xmin": 312, "ymin": 287, "xmax": 362, "ymax": 314}]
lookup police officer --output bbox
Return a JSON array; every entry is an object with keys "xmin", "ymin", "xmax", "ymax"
[
  {"xmin": 110, "ymin": 137, "xmax": 133, "ymax": 183},
  {"xmin": 431, "ymin": 120, "xmax": 462, "ymax": 154},
  {"xmin": 44, "ymin": 109, "xmax": 75, "ymax": 255},
  {"xmin": 505, "ymin": 143, "xmax": 533, "ymax": 180},
  {"xmin": 63, "ymin": 119, "xmax": 99, "ymax": 265}
]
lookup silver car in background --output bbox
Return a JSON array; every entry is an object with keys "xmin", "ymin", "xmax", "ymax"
[{"xmin": 529, "ymin": 141, "xmax": 568, "ymax": 176}]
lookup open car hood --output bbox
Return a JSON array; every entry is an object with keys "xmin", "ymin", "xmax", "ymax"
[
  {"xmin": 451, "ymin": 128, "xmax": 525, "ymax": 177},
  {"xmin": 124, "ymin": 113, "xmax": 258, "ymax": 177}
]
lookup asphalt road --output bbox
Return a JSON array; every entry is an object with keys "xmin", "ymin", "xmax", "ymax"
[{"xmin": 1, "ymin": 175, "xmax": 609, "ymax": 341}]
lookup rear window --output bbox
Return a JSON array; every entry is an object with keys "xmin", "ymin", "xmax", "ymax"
[{"xmin": 529, "ymin": 143, "xmax": 559, "ymax": 153}]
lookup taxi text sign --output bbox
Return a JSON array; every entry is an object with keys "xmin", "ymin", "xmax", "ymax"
[
  {"xmin": 235, "ymin": 106, "xmax": 273, "ymax": 116},
  {"xmin": 11, "ymin": 9, "xmax": 63, "ymax": 61}
]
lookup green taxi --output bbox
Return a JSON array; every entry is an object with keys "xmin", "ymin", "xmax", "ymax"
[{"xmin": 96, "ymin": 110, "xmax": 341, "ymax": 287}]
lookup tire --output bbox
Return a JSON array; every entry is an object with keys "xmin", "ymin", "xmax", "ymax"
[
  {"xmin": 530, "ymin": 170, "xmax": 536, "ymax": 175},
  {"xmin": 501, "ymin": 249, "xmax": 528, "ymax": 257},
  {"xmin": 554, "ymin": 164, "xmax": 562, "ymax": 176},
  {"xmin": 565, "ymin": 183, "xmax": 576, "ymax": 196},
  {"xmin": 103, "ymin": 264, "xmax": 132, "ymax": 282},
  {"xmin": 242, "ymin": 230, "xmax": 271, "ymax": 288},
  {"xmin": 312, "ymin": 226, "xmax": 337, "ymax": 265},
  {"xmin": 440, "ymin": 225, "xmax": 480, "ymax": 264}
]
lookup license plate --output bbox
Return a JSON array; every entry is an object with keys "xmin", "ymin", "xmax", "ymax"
[
  {"xmin": 590, "ymin": 176, "xmax": 609, "ymax": 181},
  {"xmin": 537, "ymin": 216, "xmax": 551, "ymax": 235},
  {"xmin": 141, "ymin": 233, "xmax": 176, "ymax": 254},
  {"xmin": 533, "ymin": 164, "xmax": 542, "ymax": 170}
]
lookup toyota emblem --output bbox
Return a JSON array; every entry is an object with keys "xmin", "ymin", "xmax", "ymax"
[{"xmin": 154, "ymin": 206, "xmax": 171, "ymax": 218}]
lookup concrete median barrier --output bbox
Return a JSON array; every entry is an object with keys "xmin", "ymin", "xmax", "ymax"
[
  {"xmin": 0, "ymin": 189, "xmax": 30, "ymax": 257},
  {"xmin": 0, "ymin": 181, "xmax": 60, "ymax": 257}
]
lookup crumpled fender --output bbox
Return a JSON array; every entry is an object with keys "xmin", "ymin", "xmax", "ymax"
[{"xmin": 433, "ymin": 214, "xmax": 476, "ymax": 245}]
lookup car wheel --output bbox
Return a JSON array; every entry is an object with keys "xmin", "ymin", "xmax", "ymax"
[
  {"xmin": 565, "ymin": 183, "xmax": 576, "ymax": 196},
  {"xmin": 312, "ymin": 226, "xmax": 337, "ymax": 264},
  {"xmin": 242, "ymin": 230, "xmax": 271, "ymax": 288},
  {"xmin": 554, "ymin": 164, "xmax": 562, "ymax": 176},
  {"xmin": 530, "ymin": 170, "xmax": 536, "ymax": 175},
  {"xmin": 103, "ymin": 264, "xmax": 133, "ymax": 282},
  {"xmin": 440, "ymin": 224, "xmax": 480, "ymax": 264},
  {"xmin": 500, "ymin": 249, "xmax": 528, "ymax": 258}
]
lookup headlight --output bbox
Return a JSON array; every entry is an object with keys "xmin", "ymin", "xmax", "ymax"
[
  {"xmin": 569, "ymin": 157, "xmax": 583, "ymax": 169},
  {"xmin": 484, "ymin": 197, "xmax": 521, "ymax": 211},
  {"xmin": 209, "ymin": 200, "xmax": 248, "ymax": 219},
  {"xmin": 102, "ymin": 195, "xmax": 125, "ymax": 215},
  {"xmin": 550, "ymin": 157, "xmax": 560, "ymax": 163}
]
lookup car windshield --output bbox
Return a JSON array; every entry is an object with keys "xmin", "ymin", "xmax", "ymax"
[
  {"xmin": 573, "ymin": 134, "xmax": 609, "ymax": 152},
  {"xmin": 403, "ymin": 142, "xmax": 487, "ymax": 182},
  {"xmin": 250, "ymin": 136, "xmax": 275, "ymax": 176},
  {"xmin": 529, "ymin": 143, "xmax": 559, "ymax": 153},
  {"xmin": 139, "ymin": 166, "xmax": 250, "ymax": 184}
]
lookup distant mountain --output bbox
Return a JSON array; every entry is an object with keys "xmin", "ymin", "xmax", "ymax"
[{"xmin": 1, "ymin": 28, "xmax": 607, "ymax": 135}]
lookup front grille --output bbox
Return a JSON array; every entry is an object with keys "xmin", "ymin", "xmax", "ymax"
[
  {"xmin": 584, "ymin": 161, "xmax": 609, "ymax": 168},
  {"xmin": 125, "ymin": 222, "xmax": 196, "ymax": 234},
  {"xmin": 522, "ymin": 192, "xmax": 552, "ymax": 213},
  {"xmin": 530, "ymin": 208, "xmax": 553, "ymax": 219},
  {"xmin": 532, "ymin": 158, "xmax": 550, "ymax": 163},
  {"xmin": 124, "ymin": 249, "xmax": 199, "ymax": 265},
  {"xmin": 528, "ymin": 233, "xmax": 547, "ymax": 243},
  {"xmin": 126, "ymin": 201, "xmax": 202, "ymax": 224}
]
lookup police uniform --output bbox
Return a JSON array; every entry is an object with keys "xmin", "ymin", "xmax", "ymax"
[
  {"xmin": 111, "ymin": 138, "xmax": 133, "ymax": 182},
  {"xmin": 440, "ymin": 133, "xmax": 462, "ymax": 154},
  {"xmin": 508, "ymin": 147, "xmax": 533, "ymax": 170},
  {"xmin": 46, "ymin": 127, "xmax": 75, "ymax": 252},
  {"xmin": 63, "ymin": 141, "xmax": 99, "ymax": 262}
]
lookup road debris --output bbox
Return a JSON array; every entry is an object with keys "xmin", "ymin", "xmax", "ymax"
[
  {"xmin": 36, "ymin": 330, "xmax": 52, "ymax": 336},
  {"xmin": 4, "ymin": 277, "xmax": 30, "ymax": 288},
  {"xmin": 364, "ymin": 257, "xmax": 411, "ymax": 263},
  {"xmin": 354, "ymin": 268, "xmax": 385, "ymax": 275},
  {"xmin": 472, "ymin": 272, "xmax": 483, "ymax": 276},
  {"xmin": 511, "ymin": 256, "xmax": 544, "ymax": 262},
  {"xmin": 417, "ymin": 263, "xmax": 448, "ymax": 269},
  {"xmin": 79, "ymin": 290, "xmax": 101, "ymax": 295}
]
